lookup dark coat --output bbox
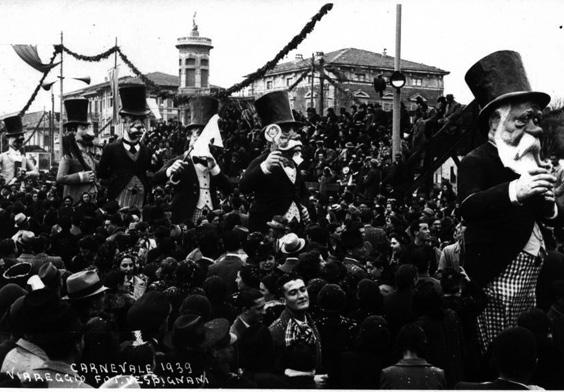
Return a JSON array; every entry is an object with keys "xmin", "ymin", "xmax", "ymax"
[
  {"xmin": 458, "ymin": 142, "xmax": 559, "ymax": 286},
  {"xmin": 239, "ymin": 152, "xmax": 308, "ymax": 232},
  {"xmin": 153, "ymin": 155, "xmax": 233, "ymax": 224},
  {"xmin": 380, "ymin": 358, "xmax": 446, "ymax": 389},
  {"xmin": 269, "ymin": 308, "xmax": 322, "ymax": 373},
  {"xmin": 97, "ymin": 140, "xmax": 152, "ymax": 200}
]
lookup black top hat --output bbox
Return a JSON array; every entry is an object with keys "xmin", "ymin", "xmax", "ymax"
[
  {"xmin": 465, "ymin": 50, "xmax": 550, "ymax": 121},
  {"xmin": 255, "ymin": 90, "xmax": 301, "ymax": 128},
  {"xmin": 188, "ymin": 96, "xmax": 219, "ymax": 130},
  {"xmin": 119, "ymin": 84, "xmax": 151, "ymax": 117},
  {"xmin": 64, "ymin": 98, "xmax": 90, "ymax": 126},
  {"xmin": 2, "ymin": 116, "xmax": 25, "ymax": 138}
]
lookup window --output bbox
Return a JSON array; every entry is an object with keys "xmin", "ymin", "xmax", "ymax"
[
  {"xmin": 382, "ymin": 102, "xmax": 392, "ymax": 111},
  {"xmin": 179, "ymin": 59, "xmax": 182, "ymax": 66},
  {"xmin": 286, "ymin": 77, "xmax": 293, "ymax": 86},
  {"xmin": 201, "ymin": 58, "xmax": 209, "ymax": 66},
  {"xmin": 412, "ymin": 78, "xmax": 423, "ymax": 86},
  {"xmin": 201, "ymin": 69, "xmax": 209, "ymax": 87},
  {"xmin": 186, "ymin": 69, "xmax": 196, "ymax": 87},
  {"xmin": 185, "ymin": 58, "xmax": 195, "ymax": 66},
  {"xmin": 266, "ymin": 81, "xmax": 273, "ymax": 90},
  {"xmin": 307, "ymin": 76, "xmax": 312, "ymax": 84}
]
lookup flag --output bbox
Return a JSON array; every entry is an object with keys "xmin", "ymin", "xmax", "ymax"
[
  {"xmin": 108, "ymin": 67, "xmax": 120, "ymax": 125},
  {"xmin": 12, "ymin": 45, "xmax": 59, "ymax": 73},
  {"xmin": 190, "ymin": 114, "xmax": 223, "ymax": 158},
  {"xmin": 147, "ymin": 98, "xmax": 161, "ymax": 120}
]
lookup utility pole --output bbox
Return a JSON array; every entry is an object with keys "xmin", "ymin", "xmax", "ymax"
[
  {"xmin": 318, "ymin": 56, "xmax": 325, "ymax": 115},
  {"xmin": 58, "ymin": 31, "xmax": 64, "ymax": 162},
  {"xmin": 392, "ymin": 4, "xmax": 402, "ymax": 162},
  {"xmin": 50, "ymin": 91, "xmax": 55, "ymax": 163},
  {"xmin": 310, "ymin": 53, "xmax": 315, "ymax": 110},
  {"xmin": 112, "ymin": 36, "xmax": 118, "ymax": 136}
]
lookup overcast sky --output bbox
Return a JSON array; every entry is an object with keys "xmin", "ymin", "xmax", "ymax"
[{"xmin": 1, "ymin": 0, "xmax": 563, "ymax": 116}]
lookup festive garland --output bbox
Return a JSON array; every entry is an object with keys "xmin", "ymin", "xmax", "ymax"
[
  {"xmin": 19, "ymin": 48, "xmax": 59, "ymax": 116},
  {"xmin": 59, "ymin": 44, "xmax": 117, "ymax": 62},
  {"xmin": 288, "ymin": 68, "xmax": 312, "ymax": 92},
  {"xmin": 221, "ymin": 3, "xmax": 334, "ymax": 97},
  {"xmin": 19, "ymin": 4, "xmax": 333, "ymax": 115},
  {"xmin": 116, "ymin": 48, "xmax": 161, "ymax": 92}
]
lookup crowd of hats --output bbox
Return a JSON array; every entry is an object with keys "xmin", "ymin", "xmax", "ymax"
[{"xmin": 2, "ymin": 86, "xmax": 563, "ymax": 389}]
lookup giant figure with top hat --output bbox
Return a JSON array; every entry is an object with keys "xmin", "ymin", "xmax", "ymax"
[
  {"xmin": 0, "ymin": 115, "xmax": 39, "ymax": 184},
  {"xmin": 56, "ymin": 97, "xmax": 99, "ymax": 204},
  {"xmin": 153, "ymin": 96, "xmax": 232, "ymax": 224},
  {"xmin": 459, "ymin": 50, "xmax": 562, "ymax": 352},
  {"xmin": 97, "ymin": 85, "xmax": 154, "ymax": 210},
  {"xmin": 239, "ymin": 90, "xmax": 309, "ymax": 232}
]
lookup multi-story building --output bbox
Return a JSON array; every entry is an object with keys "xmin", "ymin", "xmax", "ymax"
[{"xmin": 236, "ymin": 48, "xmax": 449, "ymax": 113}]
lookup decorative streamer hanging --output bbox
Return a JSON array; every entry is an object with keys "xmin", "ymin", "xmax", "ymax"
[
  {"xmin": 19, "ymin": 47, "xmax": 59, "ymax": 116},
  {"xmin": 221, "ymin": 3, "xmax": 333, "ymax": 97},
  {"xmin": 18, "ymin": 4, "xmax": 333, "ymax": 114},
  {"xmin": 288, "ymin": 68, "xmax": 312, "ymax": 92}
]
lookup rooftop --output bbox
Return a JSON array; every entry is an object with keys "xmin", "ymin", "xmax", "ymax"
[{"xmin": 261, "ymin": 47, "xmax": 449, "ymax": 76}]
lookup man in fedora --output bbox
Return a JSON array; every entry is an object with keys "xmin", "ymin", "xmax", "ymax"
[
  {"xmin": 154, "ymin": 96, "xmax": 232, "ymax": 224},
  {"xmin": 0, "ymin": 115, "xmax": 38, "ymax": 185},
  {"xmin": 240, "ymin": 90, "xmax": 309, "ymax": 232},
  {"xmin": 459, "ymin": 50, "xmax": 560, "ymax": 352},
  {"xmin": 98, "ymin": 84, "xmax": 154, "ymax": 210},
  {"xmin": 56, "ymin": 97, "xmax": 99, "ymax": 204}
]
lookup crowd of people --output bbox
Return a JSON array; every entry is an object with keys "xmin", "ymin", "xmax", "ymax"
[{"xmin": 0, "ymin": 50, "xmax": 563, "ymax": 389}]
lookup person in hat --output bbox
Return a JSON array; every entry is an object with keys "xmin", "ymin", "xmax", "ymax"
[
  {"xmin": 56, "ymin": 98, "xmax": 99, "ymax": 204},
  {"xmin": 98, "ymin": 84, "xmax": 155, "ymax": 210},
  {"xmin": 239, "ymin": 90, "xmax": 310, "ymax": 232},
  {"xmin": 458, "ymin": 50, "xmax": 560, "ymax": 352},
  {"xmin": 154, "ymin": 96, "xmax": 232, "ymax": 224},
  {"xmin": 0, "ymin": 115, "xmax": 38, "ymax": 185},
  {"xmin": 157, "ymin": 313, "xmax": 210, "ymax": 387},
  {"xmin": 64, "ymin": 269, "xmax": 109, "ymax": 323}
]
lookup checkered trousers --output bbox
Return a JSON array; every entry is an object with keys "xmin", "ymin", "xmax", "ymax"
[
  {"xmin": 192, "ymin": 208, "xmax": 205, "ymax": 225},
  {"xmin": 116, "ymin": 176, "xmax": 145, "ymax": 210},
  {"xmin": 476, "ymin": 251, "xmax": 543, "ymax": 353}
]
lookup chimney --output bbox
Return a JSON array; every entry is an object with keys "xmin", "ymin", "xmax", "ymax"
[
  {"xmin": 295, "ymin": 54, "xmax": 303, "ymax": 61},
  {"xmin": 383, "ymin": 48, "xmax": 387, "ymax": 56}
]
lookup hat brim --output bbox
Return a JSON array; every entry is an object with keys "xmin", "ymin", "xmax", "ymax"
[
  {"xmin": 478, "ymin": 91, "xmax": 551, "ymax": 121},
  {"xmin": 64, "ymin": 121, "xmax": 91, "ymax": 126},
  {"xmin": 266, "ymin": 221, "xmax": 287, "ymax": 230},
  {"xmin": 5, "ymin": 131, "xmax": 25, "ymax": 137},
  {"xmin": 63, "ymin": 285, "xmax": 108, "ymax": 300},
  {"xmin": 119, "ymin": 109, "xmax": 151, "ymax": 117},
  {"xmin": 281, "ymin": 239, "xmax": 306, "ymax": 254}
]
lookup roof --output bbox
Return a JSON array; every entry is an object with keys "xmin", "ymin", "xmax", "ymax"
[
  {"xmin": 65, "ymin": 71, "xmax": 223, "ymax": 97},
  {"xmin": 262, "ymin": 48, "xmax": 449, "ymax": 76}
]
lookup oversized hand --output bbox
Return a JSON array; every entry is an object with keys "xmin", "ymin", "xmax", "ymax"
[
  {"xmin": 84, "ymin": 171, "xmax": 96, "ymax": 183},
  {"xmin": 165, "ymin": 160, "xmax": 185, "ymax": 178},
  {"xmin": 262, "ymin": 151, "xmax": 284, "ymax": 172},
  {"xmin": 515, "ymin": 168, "xmax": 556, "ymax": 203}
]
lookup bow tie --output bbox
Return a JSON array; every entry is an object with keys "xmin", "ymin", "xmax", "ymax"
[{"xmin": 192, "ymin": 156, "xmax": 208, "ymax": 166}]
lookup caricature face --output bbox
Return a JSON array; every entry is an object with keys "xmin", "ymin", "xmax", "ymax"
[
  {"xmin": 189, "ymin": 127, "xmax": 203, "ymax": 148},
  {"xmin": 265, "ymin": 124, "xmax": 299, "ymax": 151},
  {"xmin": 76, "ymin": 124, "xmax": 95, "ymax": 146},
  {"xmin": 122, "ymin": 116, "xmax": 146, "ymax": 143},
  {"xmin": 9, "ymin": 135, "xmax": 24, "ymax": 149},
  {"xmin": 493, "ymin": 101, "xmax": 545, "ymax": 175}
]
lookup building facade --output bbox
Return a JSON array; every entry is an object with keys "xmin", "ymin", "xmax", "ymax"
[{"xmin": 236, "ymin": 48, "xmax": 449, "ymax": 114}]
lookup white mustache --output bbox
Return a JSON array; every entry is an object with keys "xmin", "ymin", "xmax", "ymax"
[{"xmin": 514, "ymin": 134, "xmax": 541, "ymax": 161}]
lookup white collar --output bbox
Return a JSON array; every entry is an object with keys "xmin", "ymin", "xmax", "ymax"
[{"xmin": 284, "ymin": 369, "xmax": 315, "ymax": 378}]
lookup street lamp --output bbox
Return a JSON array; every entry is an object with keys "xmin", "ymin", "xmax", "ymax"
[{"xmin": 390, "ymin": 71, "xmax": 406, "ymax": 90}]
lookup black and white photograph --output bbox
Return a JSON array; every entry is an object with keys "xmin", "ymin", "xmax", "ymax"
[{"xmin": 1, "ymin": 0, "xmax": 564, "ymax": 388}]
